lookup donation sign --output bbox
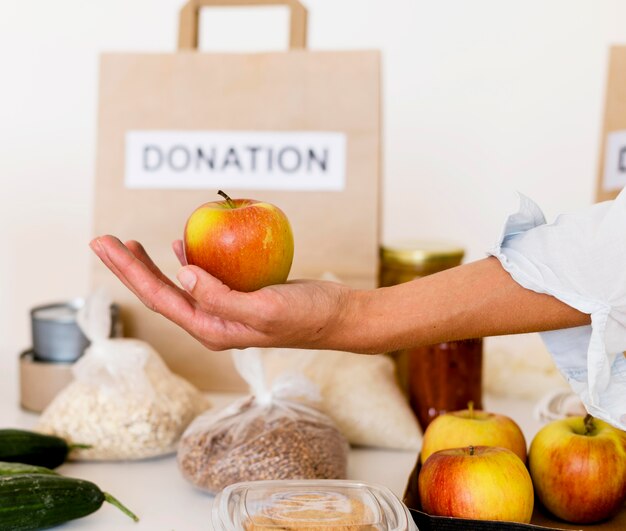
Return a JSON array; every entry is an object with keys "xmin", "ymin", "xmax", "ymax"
[
  {"xmin": 125, "ymin": 130, "xmax": 347, "ymax": 191},
  {"xmin": 603, "ymin": 130, "xmax": 626, "ymax": 193}
]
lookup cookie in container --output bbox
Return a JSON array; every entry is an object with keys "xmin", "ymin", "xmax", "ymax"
[{"xmin": 212, "ymin": 479, "xmax": 418, "ymax": 531}]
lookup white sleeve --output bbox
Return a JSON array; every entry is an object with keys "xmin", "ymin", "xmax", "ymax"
[{"xmin": 488, "ymin": 189, "xmax": 626, "ymax": 430}]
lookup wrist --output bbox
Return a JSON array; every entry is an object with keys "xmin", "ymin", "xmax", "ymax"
[{"xmin": 327, "ymin": 287, "xmax": 387, "ymax": 354}]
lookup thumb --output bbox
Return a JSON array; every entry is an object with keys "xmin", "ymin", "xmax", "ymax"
[
  {"xmin": 177, "ymin": 266, "xmax": 198, "ymax": 292},
  {"xmin": 176, "ymin": 265, "xmax": 258, "ymax": 323}
]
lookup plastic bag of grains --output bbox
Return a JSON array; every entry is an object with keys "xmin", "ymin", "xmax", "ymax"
[
  {"xmin": 264, "ymin": 348, "xmax": 422, "ymax": 450},
  {"xmin": 177, "ymin": 349, "xmax": 349, "ymax": 493},
  {"xmin": 37, "ymin": 290, "xmax": 208, "ymax": 460}
]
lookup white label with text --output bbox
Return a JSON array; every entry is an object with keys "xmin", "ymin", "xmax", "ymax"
[
  {"xmin": 603, "ymin": 130, "xmax": 626, "ymax": 193},
  {"xmin": 125, "ymin": 130, "xmax": 346, "ymax": 191}
]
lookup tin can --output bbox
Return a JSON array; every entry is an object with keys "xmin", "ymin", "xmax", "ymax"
[
  {"xmin": 19, "ymin": 350, "xmax": 74, "ymax": 412},
  {"xmin": 379, "ymin": 241, "xmax": 483, "ymax": 431},
  {"xmin": 31, "ymin": 299, "xmax": 120, "ymax": 362}
]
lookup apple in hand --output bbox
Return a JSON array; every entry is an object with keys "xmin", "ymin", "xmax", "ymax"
[
  {"xmin": 183, "ymin": 190, "xmax": 294, "ymax": 292},
  {"xmin": 528, "ymin": 414, "xmax": 626, "ymax": 524},
  {"xmin": 419, "ymin": 445, "xmax": 534, "ymax": 523},
  {"xmin": 420, "ymin": 403, "xmax": 527, "ymax": 464}
]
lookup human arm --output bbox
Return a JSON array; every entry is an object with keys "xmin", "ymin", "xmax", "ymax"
[{"xmin": 89, "ymin": 235, "xmax": 589, "ymax": 353}]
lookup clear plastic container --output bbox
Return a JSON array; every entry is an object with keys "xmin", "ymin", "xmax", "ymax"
[{"xmin": 212, "ymin": 479, "xmax": 418, "ymax": 531}]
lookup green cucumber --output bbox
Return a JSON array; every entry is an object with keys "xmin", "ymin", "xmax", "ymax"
[
  {"xmin": 0, "ymin": 462, "xmax": 57, "ymax": 476},
  {"xmin": 0, "ymin": 474, "xmax": 139, "ymax": 530},
  {"xmin": 0, "ymin": 429, "xmax": 90, "ymax": 469}
]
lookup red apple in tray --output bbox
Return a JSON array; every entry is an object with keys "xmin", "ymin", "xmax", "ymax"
[
  {"xmin": 418, "ymin": 445, "xmax": 534, "ymax": 523},
  {"xmin": 529, "ymin": 414, "xmax": 626, "ymax": 524}
]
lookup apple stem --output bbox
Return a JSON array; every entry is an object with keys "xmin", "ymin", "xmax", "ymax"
[
  {"xmin": 583, "ymin": 414, "xmax": 595, "ymax": 436},
  {"xmin": 217, "ymin": 190, "xmax": 236, "ymax": 209},
  {"xmin": 468, "ymin": 445, "xmax": 475, "ymax": 456},
  {"xmin": 467, "ymin": 400, "xmax": 474, "ymax": 419}
]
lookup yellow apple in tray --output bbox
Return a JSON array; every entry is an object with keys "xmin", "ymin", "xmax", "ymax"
[
  {"xmin": 419, "ymin": 445, "xmax": 534, "ymax": 523},
  {"xmin": 420, "ymin": 402, "xmax": 527, "ymax": 463},
  {"xmin": 184, "ymin": 191, "xmax": 294, "ymax": 292},
  {"xmin": 529, "ymin": 414, "xmax": 626, "ymax": 524}
]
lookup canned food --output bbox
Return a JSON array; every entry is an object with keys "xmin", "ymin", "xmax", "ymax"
[
  {"xmin": 19, "ymin": 350, "xmax": 74, "ymax": 412},
  {"xmin": 31, "ymin": 299, "xmax": 119, "ymax": 362}
]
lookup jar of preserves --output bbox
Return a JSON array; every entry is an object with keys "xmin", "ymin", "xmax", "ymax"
[{"xmin": 379, "ymin": 241, "xmax": 483, "ymax": 431}]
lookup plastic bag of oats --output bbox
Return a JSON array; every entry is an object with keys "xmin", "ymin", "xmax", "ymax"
[
  {"xmin": 37, "ymin": 290, "xmax": 208, "ymax": 460},
  {"xmin": 177, "ymin": 349, "xmax": 349, "ymax": 493}
]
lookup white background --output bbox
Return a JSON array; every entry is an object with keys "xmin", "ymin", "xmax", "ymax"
[{"xmin": 1, "ymin": 0, "xmax": 625, "ymax": 396}]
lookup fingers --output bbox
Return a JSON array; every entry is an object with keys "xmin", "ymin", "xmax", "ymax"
[
  {"xmin": 90, "ymin": 235, "xmax": 197, "ymax": 327},
  {"xmin": 172, "ymin": 240, "xmax": 187, "ymax": 266},
  {"xmin": 126, "ymin": 240, "xmax": 181, "ymax": 291},
  {"xmin": 176, "ymin": 265, "xmax": 269, "ymax": 326},
  {"xmin": 90, "ymin": 236, "xmax": 144, "ymax": 301}
]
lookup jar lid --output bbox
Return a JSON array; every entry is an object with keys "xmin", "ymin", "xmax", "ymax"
[{"xmin": 380, "ymin": 241, "xmax": 465, "ymax": 266}]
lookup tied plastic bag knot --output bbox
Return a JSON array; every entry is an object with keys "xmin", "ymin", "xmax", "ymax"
[
  {"xmin": 72, "ymin": 338, "xmax": 153, "ymax": 397},
  {"xmin": 73, "ymin": 289, "xmax": 156, "ymax": 396},
  {"xmin": 233, "ymin": 349, "xmax": 321, "ymax": 407},
  {"xmin": 263, "ymin": 347, "xmax": 423, "ymax": 450},
  {"xmin": 76, "ymin": 287, "xmax": 113, "ymax": 344}
]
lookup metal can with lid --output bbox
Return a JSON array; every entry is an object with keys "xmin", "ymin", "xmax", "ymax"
[
  {"xmin": 31, "ymin": 299, "xmax": 120, "ymax": 362},
  {"xmin": 212, "ymin": 479, "xmax": 418, "ymax": 531},
  {"xmin": 379, "ymin": 241, "xmax": 483, "ymax": 431}
]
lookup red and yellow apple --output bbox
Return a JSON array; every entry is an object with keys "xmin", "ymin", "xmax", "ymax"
[
  {"xmin": 528, "ymin": 414, "xmax": 626, "ymax": 524},
  {"xmin": 183, "ymin": 190, "xmax": 294, "ymax": 292},
  {"xmin": 418, "ymin": 445, "xmax": 534, "ymax": 523},
  {"xmin": 420, "ymin": 404, "xmax": 527, "ymax": 463}
]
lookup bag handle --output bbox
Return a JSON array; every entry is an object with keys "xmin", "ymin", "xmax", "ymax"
[{"xmin": 178, "ymin": 0, "xmax": 308, "ymax": 51}]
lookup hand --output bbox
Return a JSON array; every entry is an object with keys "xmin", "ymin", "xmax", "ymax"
[
  {"xmin": 90, "ymin": 236, "xmax": 590, "ymax": 354},
  {"xmin": 89, "ymin": 236, "xmax": 359, "ymax": 351}
]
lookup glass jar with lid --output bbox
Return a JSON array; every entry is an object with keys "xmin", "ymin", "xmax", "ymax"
[{"xmin": 379, "ymin": 241, "xmax": 483, "ymax": 431}]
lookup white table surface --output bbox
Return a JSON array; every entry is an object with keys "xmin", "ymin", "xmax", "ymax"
[{"xmin": 0, "ymin": 348, "xmax": 545, "ymax": 530}]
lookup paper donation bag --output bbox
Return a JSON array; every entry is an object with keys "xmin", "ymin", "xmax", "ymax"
[{"xmin": 92, "ymin": 0, "xmax": 382, "ymax": 390}]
